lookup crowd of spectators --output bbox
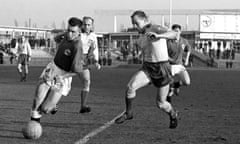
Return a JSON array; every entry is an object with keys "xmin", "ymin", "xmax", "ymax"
[
  {"xmin": 194, "ymin": 40, "xmax": 238, "ymax": 68},
  {"xmin": 194, "ymin": 40, "xmax": 236, "ymax": 60}
]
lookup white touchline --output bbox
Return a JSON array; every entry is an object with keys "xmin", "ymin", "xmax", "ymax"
[{"xmin": 74, "ymin": 111, "xmax": 125, "ymax": 144}]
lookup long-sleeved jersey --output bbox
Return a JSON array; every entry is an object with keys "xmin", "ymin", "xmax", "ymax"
[
  {"xmin": 15, "ymin": 41, "xmax": 32, "ymax": 56},
  {"xmin": 81, "ymin": 32, "xmax": 99, "ymax": 62}
]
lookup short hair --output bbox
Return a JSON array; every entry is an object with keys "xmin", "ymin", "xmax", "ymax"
[
  {"xmin": 83, "ymin": 16, "xmax": 94, "ymax": 23},
  {"xmin": 68, "ymin": 17, "xmax": 82, "ymax": 28},
  {"xmin": 131, "ymin": 10, "xmax": 148, "ymax": 19},
  {"xmin": 172, "ymin": 24, "xmax": 182, "ymax": 30}
]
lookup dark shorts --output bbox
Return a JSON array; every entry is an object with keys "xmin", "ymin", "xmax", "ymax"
[
  {"xmin": 142, "ymin": 61, "xmax": 173, "ymax": 88},
  {"xmin": 18, "ymin": 54, "xmax": 28, "ymax": 65}
]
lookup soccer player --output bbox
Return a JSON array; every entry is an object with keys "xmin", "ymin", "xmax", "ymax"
[
  {"xmin": 15, "ymin": 36, "xmax": 32, "ymax": 81},
  {"xmin": 30, "ymin": 17, "xmax": 84, "ymax": 123},
  {"xmin": 78, "ymin": 16, "xmax": 101, "ymax": 113},
  {"xmin": 167, "ymin": 24, "xmax": 191, "ymax": 102},
  {"xmin": 115, "ymin": 10, "xmax": 179, "ymax": 129}
]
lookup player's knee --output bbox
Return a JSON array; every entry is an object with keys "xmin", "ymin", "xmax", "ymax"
[
  {"xmin": 17, "ymin": 65, "xmax": 22, "ymax": 72},
  {"xmin": 126, "ymin": 85, "xmax": 136, "ymax": 99},
  {"xmin": 182, "ymin": 78, "xmax": 190, "ymax": 86},
  {"xmin": 82, "ymin": 79, "xmax": 90, "ymax": 91},
  {"xmin": 185, "ymin": 79, "xmax": 191, "ymax": 86},
  {"xmin": 156, "ymin": 101, "xmax": 171, "ymax": 110}
]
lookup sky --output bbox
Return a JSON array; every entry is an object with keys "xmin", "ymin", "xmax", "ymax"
[{"xmin": 0, "ymin": 0, "xmax": 239, "ymax": 31}]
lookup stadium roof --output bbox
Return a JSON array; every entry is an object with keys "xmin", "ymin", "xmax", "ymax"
[{"xmin": 0, "ymin": 25, "xmax": 52, "ymax": 32}]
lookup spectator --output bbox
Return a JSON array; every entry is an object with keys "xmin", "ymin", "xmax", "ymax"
[
  {"xmin": 229, "ymin": 61, "xmax": 233, "ymax": 68},
  {"xmin": 203, "ymin": 41, "xmax": 208, "ymax": 55},
  {"xmin": 99, "ymin": 55, "xmax": 103, "ymax": 66},
  {"xmin": 231, "ymin": 48, "xmax": 235, "ymax": 60},
  {"xmin": 208, "ymin": 41, "xmax": 215, "ymax": 58},
  {"xmin": 199, "ymin": 41, "xmax": 203, "ymax": 53},
  {"xmin": 103, "ymin": 50, "xmax": 107, "ymax": 65},
  {"xmin": 216, "ymin": 40, "xmax": 221, "ymax": 59},
  {"xmin": 0, "ymin": 51, "xmax": 3, "ymax": 64},
  {"xmin": 107, "ymin": 50, "xmax": 112, "ymax": 66}
]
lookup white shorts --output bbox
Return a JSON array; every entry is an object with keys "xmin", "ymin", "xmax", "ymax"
[
  {"xmin": 40, "ymin": 62, "xmax": 72, "ymax": 96},
  {"xmin": 171, "ymin": 64, "xmax": 186, "ymax": 76}
]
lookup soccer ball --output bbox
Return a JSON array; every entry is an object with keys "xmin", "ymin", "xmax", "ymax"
[{"xmin": 22, "ymin": 120, "xmax": 42, "ymax": 139}]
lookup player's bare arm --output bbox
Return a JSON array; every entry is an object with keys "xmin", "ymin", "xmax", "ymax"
[
  {"xmin": 184, "ymin": 40, "xmax": 191, "ymax": 66},
  {"xmin": 146, "ymin": 31, "xmax": 177, "ymax": 39}
]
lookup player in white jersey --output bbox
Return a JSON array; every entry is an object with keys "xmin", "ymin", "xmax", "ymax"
[
  {"xmin": 115, "ymin": 10, "xmax": 179, "ymax": 129},
  {"xmin": 79, "ymin": 16, "xmax": 101, "ymax": 113},
  {"xmin": 15, "ymin": 36, "xmax": 32, "ymax": 81}
]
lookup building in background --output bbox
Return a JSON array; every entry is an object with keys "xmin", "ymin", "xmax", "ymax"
[{"xmin": 0, "ymin": 9, "xmax": 240, "ymax": 64}]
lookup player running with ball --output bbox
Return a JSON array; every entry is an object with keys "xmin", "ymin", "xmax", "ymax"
[
  {"xmin": 115, "ymin": 10, "xmax": 179, "ymax": 129},
  {"xmin": 30, "ymin": 17, "xmax": 84, "ymax": 123}
]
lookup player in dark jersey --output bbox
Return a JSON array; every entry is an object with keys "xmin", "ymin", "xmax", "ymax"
[
  {"xmin": 115, "ymin": 10, "xmax": 179, "ymax": 129},
  {"xmin": 167, "ymin": 24, "xmax": 191, "ymax": 102},
  {"xmin": 30, "ymin": 17, "xmax": 84, "ymax": 123}
]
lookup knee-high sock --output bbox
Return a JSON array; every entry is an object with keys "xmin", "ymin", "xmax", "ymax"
[
  {"xmin": 125, "ymin": 97, "xmax": 134, "ymax": 115},
  {"xmin": 81, "ymin": 90, "xmax": 89, "ymax": 108}
]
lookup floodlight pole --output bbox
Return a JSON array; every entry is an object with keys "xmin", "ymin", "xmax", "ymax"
[
  {"xmin": 114, "ymin": 15, "xmax": 117, "ymax": 33},
  {"xmin": 169, "ymin": 0, "xmax": 172, "ymax": 28}
]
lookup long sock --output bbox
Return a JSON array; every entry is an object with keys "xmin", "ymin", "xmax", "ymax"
[
  {"xmin": 125, "ymin": 97, "xmax": 134, "ymax": 115},
  {"xmin": 23, "ymin": 73, "xmax": 27, "ymax": 81},
  {"xmin": 21, "ymin": 72, "xmax": 25, "ymax": 81},
  {"xmin": 81, "ymin": 91, "xmax": 89, "ymax": 108}
]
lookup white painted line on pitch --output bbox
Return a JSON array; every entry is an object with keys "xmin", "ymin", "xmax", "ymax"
[{"xmin": 74, "ymin": 111, "xmax": 125, "ymax": 144}]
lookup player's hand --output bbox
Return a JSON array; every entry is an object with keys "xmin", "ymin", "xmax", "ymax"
[
  {"xmin": 145, "ymin": 32, "xmax": 158, "ymax": 40},
  {"xmin": 94, "ymin": 63, "xmax": 101, "ymax": 70}
]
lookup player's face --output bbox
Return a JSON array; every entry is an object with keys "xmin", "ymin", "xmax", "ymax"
[
  {"xmin": 83, "ymin": 19, "xmax": 93, "ymax": 33},
  {"xmin": 131, "ymin": 16, "xmax": 146, "ymax": 30},
  {"xmin": 173, "ymin": 28, "xmax": 181, "ymax": 38},
  {"xmin": 67, "ymin": 25, "xmax": 80, "ymax": 41},
  {"xmin": 173, "ymin": 28, "xmax": 181, "ymax": 34}
]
